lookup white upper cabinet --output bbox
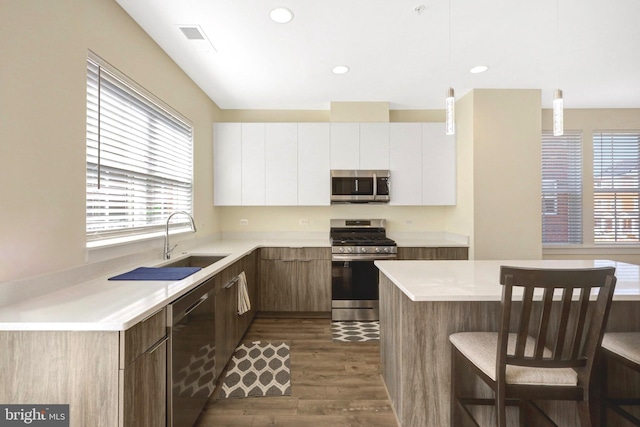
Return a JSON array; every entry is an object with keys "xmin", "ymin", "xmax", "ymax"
[
  {"xmin": 213, "ymin": 121, "xmax": 455, "ymax": 206},
  {"xmin": 330, "ymin": 123, "xmax": 359, "ymax": 169},
  {"xmin": 265, "ymin": 123, "xmax": 298, "ymax": 205},
  {"xmin": 389, "ymin": 122, "xmax": 456, "ymax": 206},
  {"xmin": 241, "ymin": 123, "xmax": 266, "ymax": 205},
  {"xmin": 422, "ymin": 123, "xmax": 456, "ymax": 205},
  {"xmin": 213, "ymin": 123, "xmax": 242, "ymax": 206},
  {"xmin": 298, "ymin": 123, "xmax": 330, "ymax": 206},
  {"xmin": 389, "ymin": 123, "xmax": 423, "ymax": 205},
  {"xmin": 359, "ymin": 123, "xmax": 390, "ymax": 169}
]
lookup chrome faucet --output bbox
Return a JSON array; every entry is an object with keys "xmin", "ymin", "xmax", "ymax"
[{"xmin": 164, "ymin": 211, "xmax": 197, "ymax": 260}]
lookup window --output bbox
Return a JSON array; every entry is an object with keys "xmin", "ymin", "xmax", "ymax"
[
  {"xmin": 86, "ymin": 53, "xmax": 193, "ymax": 246},
  {"xmin": 593, "ymin": 131, "xmax": 640, "ymax": 243},
  {"xmin": 541, "ymin": 131, "xmax": 583, "ymax": 244}
]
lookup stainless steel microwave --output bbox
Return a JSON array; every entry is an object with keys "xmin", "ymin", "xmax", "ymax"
[{"xmin": 330, "ymin": 170, "xmax": 390, "ymax": 203}]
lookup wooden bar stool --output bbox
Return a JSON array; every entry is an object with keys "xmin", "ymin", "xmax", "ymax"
[
  {"xmin": 601, "ymin": 332, "xmax": 640, "ymax": 425},
  {"xmin": 449, "ymin": 266, "xmax": 617, "ymax": 427}
]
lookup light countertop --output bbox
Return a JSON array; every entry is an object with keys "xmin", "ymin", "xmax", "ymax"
[
  {"xmin": 0, "ymin": 236, "xmax": 470, "ymax": 332},
  {"xmin": 0, "ymin": 239, "xmax": 326, "ymax": 332},
  {"xmin": 375, "ymin": 259, "xmax": 640, "ymax": 302}
]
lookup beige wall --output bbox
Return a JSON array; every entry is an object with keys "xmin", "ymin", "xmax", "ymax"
[
  {"xmin": 448, "ymin": 91, "xmax": 475, "ymax": 257},
  {"xmin": 472, "ymin": 89, "xmax": 542, "ymax": 259},
  {"xmin": 0, "ymin": 0, "xmax": 221, "ymax": 282}
]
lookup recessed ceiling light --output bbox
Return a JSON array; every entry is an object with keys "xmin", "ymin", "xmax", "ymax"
[
  {"xmin": 332, "ymin": 65, "xmax": 350, "ymax": 75},
  {"xmin": 469, "ymin": 65, "xmax": 489, "ymax": 74},
  {"xmin": 269, "ymin": 7, "xmax": 294, "ymax": 24}
]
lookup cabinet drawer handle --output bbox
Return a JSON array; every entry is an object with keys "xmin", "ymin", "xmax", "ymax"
[
  {"xmin": 224, "ymin": 277, "xmax": 239, "ymax": 289},
  {"xmin": 280, "ymin": 259, "xmax": 297, "ymax": 262},
  {"xmin": 146, "ymin": 335, "xmax": 168, "ymax": 354},
  {"xmin": 140, "ymin": 308, "xmax": 163, "ymax": 323},
  {"xmin": 298, "ymin": 259, "xmax": 312, "ymax": 262}
]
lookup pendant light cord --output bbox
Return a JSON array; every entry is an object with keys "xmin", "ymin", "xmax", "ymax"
[{"xmin": 556, "ymin": 0, "xmax": 560, "ymax": 88}]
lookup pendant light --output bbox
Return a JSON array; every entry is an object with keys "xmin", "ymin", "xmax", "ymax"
[
  {"xmin": 446, "ymin": 88, "xmax": 455, "ymax": 135},
  {"xmin": 553, "ymin": 89, "xmax": 564, "ymax": 136},
  {"xmin": 445, "ymin": 0, "xmax": 455, "ymax": 136},
  {"xmin": 553, "ymin": 0, "xmax": 564, "ymax": 136}
]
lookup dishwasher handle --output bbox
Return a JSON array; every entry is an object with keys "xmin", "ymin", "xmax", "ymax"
[{"xmin": 183, "ymin": 293, "xmax": 209, "ymax": 317}]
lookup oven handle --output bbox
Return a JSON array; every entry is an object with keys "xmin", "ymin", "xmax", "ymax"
[{"xmin": 331, "ymin": 254, "xmax": 398, "ymax": 261}]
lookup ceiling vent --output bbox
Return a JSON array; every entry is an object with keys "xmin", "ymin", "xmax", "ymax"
[
  {"xmin": 176, "ymin": 25, "xmax": 216, "ymax": 53},
  {"xmin": 179, "ymin": 26, "xmax": 205, "ymax": 40}
]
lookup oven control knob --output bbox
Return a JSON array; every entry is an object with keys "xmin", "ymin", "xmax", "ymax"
[
  {"xmin": 339, "ymin": 247, "xmax": 344, "ymax": 253},
  {"xmin": 383, "ymin": 247, "xmax": 390, "ymax": 253},
  {"xmin": 346, "ymin": 247, "xmax": 353, "ymax": 253},
  {"xmin": 361, "ymin": 247, "xmax": 367, "ymax": 253},
  {"xmin": 375, "ymin": 247, "xmax": 381, "ymax": 253}
]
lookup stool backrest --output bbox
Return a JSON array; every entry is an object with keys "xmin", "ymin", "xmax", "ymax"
[{"xmin": 498, "ymin": 266, "xmax": 617, "ymax": 384}]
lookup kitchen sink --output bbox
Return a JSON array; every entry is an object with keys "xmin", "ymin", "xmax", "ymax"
[{"xmin": 159, "ymin": 255, "xmax": 228, "ymax": 269}]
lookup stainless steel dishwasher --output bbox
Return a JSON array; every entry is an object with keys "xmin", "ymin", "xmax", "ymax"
[{"xmin": 167, "ymin": 276, "xmax": 216, "ymax": 427}]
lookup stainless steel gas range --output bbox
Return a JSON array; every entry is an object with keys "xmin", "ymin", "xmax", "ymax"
[{"xmin": 330, "ymin": 219, "xmax": 397, "ymax": 321}]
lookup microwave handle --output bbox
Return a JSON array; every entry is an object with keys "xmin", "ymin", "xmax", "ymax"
[{"xmin": 372, "ymin": 172, "xmax": 377, "ymax": 196}]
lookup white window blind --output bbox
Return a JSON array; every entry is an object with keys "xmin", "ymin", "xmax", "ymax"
[
  {"xmin": 541, "ymin": 131, "xmax": 583, "ymax": 244},
  {"xmin": 593, "ymin": 131, "xmax": 640, "ymax": 243},
  {"xmin": 86, "ymin": 53, "xmax": 193, "ymax": 244}
]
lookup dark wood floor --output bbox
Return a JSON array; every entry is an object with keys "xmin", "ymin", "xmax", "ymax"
[{"xmin": 194, "ymin": 317, "xmax": 399, "ymax": 427}]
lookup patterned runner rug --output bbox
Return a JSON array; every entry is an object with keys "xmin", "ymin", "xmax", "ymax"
[
  {"xmin": 218, "ymin": 341, "xmax": 291, "ymax": 399},
  {"xmin": 331, "ymin": 321, "xmax": 380, "ymax": 342}
]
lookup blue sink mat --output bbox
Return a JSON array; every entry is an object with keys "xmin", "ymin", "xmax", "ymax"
[{"xmin": 108, "ymin": 267, "xmax": 201, "ymax": 281}]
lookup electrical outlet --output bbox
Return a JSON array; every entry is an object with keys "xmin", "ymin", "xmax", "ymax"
[
  {"xmin": 406, "ymin": 219, "xmax": 414, "ymax": 225},
  {"xmin": 239, "ymin": 219, "xmax": 249, "ymax": 225},
  {"xmin": 299, "ymin": 218, "xmax": 309, "ymax": 226}
]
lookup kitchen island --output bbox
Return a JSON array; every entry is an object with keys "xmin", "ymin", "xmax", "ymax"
[{"xmin": 375, "ymin": 259, "xmax": 640, "ymax": 427}]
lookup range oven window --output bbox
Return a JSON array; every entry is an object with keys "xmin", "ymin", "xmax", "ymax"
[{"xmin": 332, "ymin": 259, "xmax": 379, "ymax": 301}]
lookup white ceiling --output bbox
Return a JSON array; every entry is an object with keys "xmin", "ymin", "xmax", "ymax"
[{"xmin": 115, "ymin": 0, "xmax": 640, "ymax": 110}]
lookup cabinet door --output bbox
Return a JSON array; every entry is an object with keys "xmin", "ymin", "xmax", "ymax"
[
  {"xmin": 330, "ymin": 123, "xmax": 359, "ymax": 169},
  {"xmin": 213, "ymin": 123, "xmax": 241, "ymax": 206},
  {"xmin": 389, "ymin": 123, "xmax": 423, "ymax": 205},
  {"xmin": 295, "ymin": 259, "xmax": 331, "ymax": 311},
  {"xmin": 422, "ymin": 123, "xmax": 456, "ymax": 205},
  {"xmin": 238, "ymin": 251, "xmax": 258, "ymax": 337},
  {"xmin": 215, "ymin": 272, "xmax": 239, "ymax": 377},
  {"xmin": 122, "ymin": 339, "xmax": 167, "ymax": 427},
  {"xmin": 259, "ymin": 259, "xmax": 297, "ymax": 311},
  {"xmin": 266, "ymin": 123, "xmax": 298, "ymax": 205},
  {"xmin": 360, "ymin": 123, "xmax": 390, "ymax": 169},
  {"xmin": 241, "ymin": 123, "xmax": 266, "ymax": 205},
  {"xmin": 121, "ymin": 309, "xmax": 167, "ymax": 427},
  {"xmin": 298, "ymin": 123, "xmax": 330, "ymax": 205}
]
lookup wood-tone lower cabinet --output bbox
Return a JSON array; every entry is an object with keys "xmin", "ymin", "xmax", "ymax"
[
  {"xmin": 0, "ymin": 308, "xmax": 168, "ymax": 427},
  {"xmin": 397, "ymin": 246, "xmax": 468, "ymax": 260},
  {"xmin": 259, "ymin": 247, "xmax": 331, "ymax": 312},
  {"xmin": 215, "ymin": 251, "xmax": 259, "ymax": 377},
  {"xmin": 238, "ymin": 250, "xmax": 258, "ymax": 335},
  {"xmin": 121, "ymin": 338, "xmax": 167, "ymax": 426},
  {"xmin": 215, "ymin": 260, "xmax": 241, "ymax": 378},
  {"xmin": 296, "ymin": 259, "xmax": 331, "ymax": 311},
  {"xmin": 120, "ymin": 307, "xmax": 168, "ymax": 427}
]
